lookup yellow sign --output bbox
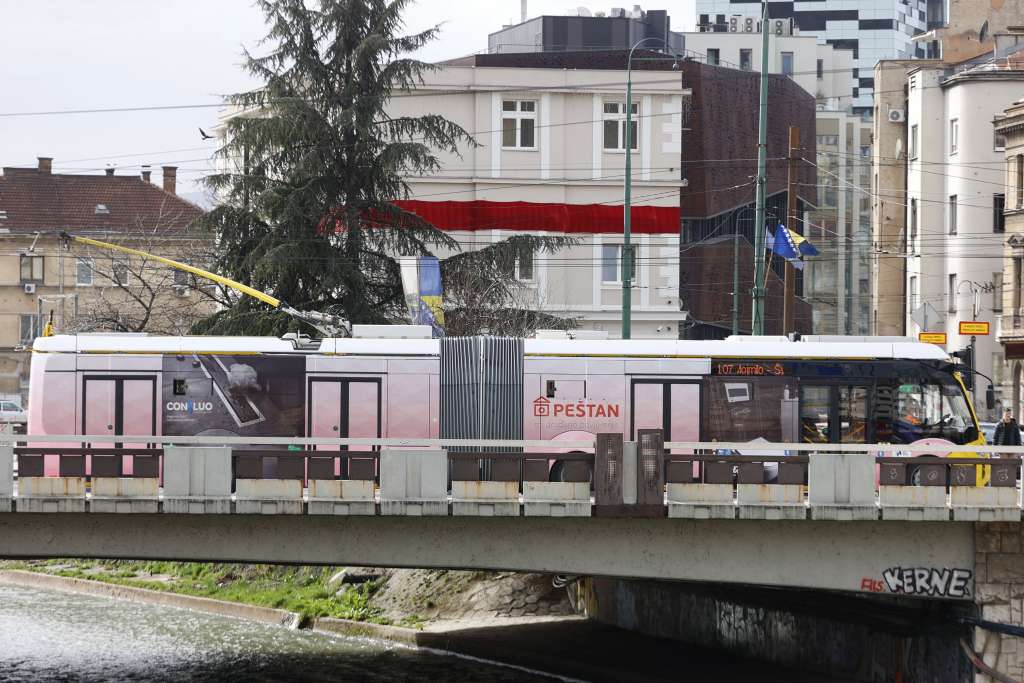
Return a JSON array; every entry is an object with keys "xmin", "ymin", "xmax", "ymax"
[
  {"xmin": 919, "ymin": 332, "xmax": 947, "ymax": 345},
  {"xmin": 959, "ymin": 321, "xmax": 990, "ymax": 335}
]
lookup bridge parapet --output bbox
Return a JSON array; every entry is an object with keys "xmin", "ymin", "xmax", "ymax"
[{"xmin": 1, "ymin": 433, "xmax": 1023, "ymax": 521}]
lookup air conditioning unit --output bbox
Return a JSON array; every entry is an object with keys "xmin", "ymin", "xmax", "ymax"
[
  {"xmin": 888, "ymin": 110, "xmax": 906, "ymax": 123},
  {"xmin": 744, "ymin": 17, "xmax": 757, "ymax": 33},
  {"xmin": 774, "ymin": 18, "xmax": 793, "ymax": 35},
  {"xmin": 729, "ymin": 15, "xmax": 739, "ymax": 32},
  {"xmin": 23, "ymin": 283, "xmax": 36, "ymax": 295},
  {"xmin": 172, "ymin": 285, "xmax": 191, "ymax": 298}
]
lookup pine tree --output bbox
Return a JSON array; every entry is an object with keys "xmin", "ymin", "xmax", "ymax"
[{"xmin": 197, "ymin": 0, "xmax": 576, "ymax": 336}]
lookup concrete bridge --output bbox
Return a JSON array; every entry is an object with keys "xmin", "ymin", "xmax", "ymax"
[{"xmin": 5, "ymin": 431, "xmax": 1024, "ymax": 680}]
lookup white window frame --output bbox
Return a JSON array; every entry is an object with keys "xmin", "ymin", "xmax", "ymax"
[
  {"xmin": 76, "ymin": 257, "xmax": 94, "ymax": 286},
  {"xmin": 781, "ymin": 52, "xmax": 794, "ymax": 77},
  {"xmin": 910, "ymin": 124, "xmax": 919, "ymax": 160},
  {"xmin": 600, "ymin": 244, "xmax": 638, "ymax": 284},
  {"xmin": 949, "ymin": 118, "xmax": 959, "ymax": 155},
  {"xmin": 112, "ymin": 258, "xmax": 130, "ymax": 287},
  {"xmin": 19, "ymin": 254, "xmax": 43, "ymax": 283},
  {"xmin": 706, "ymin": 48, "xmax": 720, "ymax": 66},
  {"xmin": 602, "ymin": 101, "xmax": 639, "ymax": 153},
  {"xmin": 19, "ymin": 314, "xmax": 39, "ymax": 345},
  {"xmin": 501, "ymin": 99, "xmax": 537, "ymax": 150}
]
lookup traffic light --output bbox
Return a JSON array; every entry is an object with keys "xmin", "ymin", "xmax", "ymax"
[{"xmin": 952, "ymin": 345, "xmax": 975, "ymax": 391}]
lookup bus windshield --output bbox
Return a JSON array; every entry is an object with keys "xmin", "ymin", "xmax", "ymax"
[{"xmin": 888, "ymin": 379, "xmax": 975, "ymax": 444}]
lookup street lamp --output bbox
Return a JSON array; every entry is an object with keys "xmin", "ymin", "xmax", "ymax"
[{"xmin": 622, "ymin": 38, "xmax": 678, "ymax": 340}]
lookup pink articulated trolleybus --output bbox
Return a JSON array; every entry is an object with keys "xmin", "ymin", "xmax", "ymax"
[{"xmin": 27, "ymin": 234, "xmax": 990, "ymax": 481}]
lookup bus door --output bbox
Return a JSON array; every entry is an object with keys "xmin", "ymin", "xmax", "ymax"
[
  {"xmin": 308, "ymin": 377, "xmax": 381, "ymax": 478},
  {"xmin": 630, "ymin": 379, "xmax": 701, "ymax": 451},
  {"xmin": 82, "ymin": 375, "xmax": 157, "ymax": 477},
  {"xmin": 799, "ymin": 383, "xmax": 872, "ymax": 444}
]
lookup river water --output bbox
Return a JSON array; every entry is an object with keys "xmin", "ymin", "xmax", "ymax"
[{"xmin": 0, "ymin": 584, "xmax": 553, "ymax": 682}]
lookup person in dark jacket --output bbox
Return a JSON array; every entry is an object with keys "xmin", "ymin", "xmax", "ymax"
[{"xmin": 993, "ymin": 408, "xmax": 1022, "ymax": 446}]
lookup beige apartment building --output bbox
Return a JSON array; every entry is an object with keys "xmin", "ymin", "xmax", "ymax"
[
  {"xmin": 384, "ymin": 55, "xmax": 689, "ymax": 338},
  {"xmin": 996, "ymin": 98, "xmax": 1024, "ymax": 414},
  {"xmin": 0, "ymin": 159, "xmax": 208, "ymax": 400}
]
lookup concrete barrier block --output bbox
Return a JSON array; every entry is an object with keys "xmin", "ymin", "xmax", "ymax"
[
  {"xmin": 381, "ymin": 500, "xmax": 448, "ymax": 516},
  {"xmin": 164, "ymin": 446, "xmax": 232, "ymax": 498},
  {"xmin": 667, "ymin": 483, "xmax": 733, "ymax": 503},
  {"xmin": 523, "ymin": 482, "xmax": 590, "ymax": 517},
  {"xmin": 951, "ymin": 486, "xmax": 1022, "ymax": 522},
  {"xmin": 308, "ymin": 479, "xmax": 375, "ymax": 515},
  {"xmin": 163, "ymin": 497, "xmax": 232, "ymax": 514},
  {"xmin": 17, "ymin": 477, "xmax": 87, "ymax": 513},
  {"xmin": 879, "ymin": 486, "xmax": 948, "ymax": 521},
  {"xmin": 808, "ymin": 453, "xmax": 875, "ymax": 507},
  {"xmin": 809, "ymin": 504, "xmax": 878, "ymax": 521},
  {"xmin": 0, "ymin": 444, "xmax": 12, "ymax": 500},
  {"xmin": 89, "ymin": 478, "xmax": 159, "ymax": 514},
  {"xmin": 667, "ymin": 483, "xmax": 735, "ymax": 519},
  {"xmin": 736, "ymin": 484, "xmax": 805, "ymax": 520},
  {"xmin": 622, "ymin": 442, "xmax": 637, "ymax": 505},
  {"xmin": 380, "ymin": 450, "xmax": 447, "ymax": 515},
  {"xmin": 309, "ymin": 479, "xmax": 374, "ymax": 500},
  {"xmin": 451, "ymin": 480, "xmax": 519, "ymax": 516},
  {"xmin": 235, "ymin": 479, "xmax": 303, "ymax": 515}
]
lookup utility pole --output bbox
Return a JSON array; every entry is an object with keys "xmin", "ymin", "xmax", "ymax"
[
  {"xmin": 623, "ymin": 63, "xmax": 633, "ymax": 340},
  {"xmin": 732, "ymin": 229, "xmax": 740, "ymax": 335},
  {"xmin": 751, "ymin": 0, "xmax": 770, "ymax": 335},
  {"xmin": 783, "ymin": 126, "xmax": 800, "ymax": 334}
]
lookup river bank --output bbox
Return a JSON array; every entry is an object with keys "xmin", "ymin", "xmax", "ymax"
[{"xmin": 0, "ymin": 563, "xmax": 853, "ymax": 682}]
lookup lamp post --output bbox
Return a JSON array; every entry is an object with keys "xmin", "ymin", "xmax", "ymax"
[{"xmin": 623, "ymin": 38, "xmax": 678, "ymax": 340}]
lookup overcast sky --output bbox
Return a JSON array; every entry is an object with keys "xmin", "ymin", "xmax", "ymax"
[{"xmin": 0, "ymin": 0, "xmax": 695, "ymax": 198}]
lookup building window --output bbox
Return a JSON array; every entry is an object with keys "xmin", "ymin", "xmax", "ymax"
[
  {"xmin": 1016, "ymin": 257, "xmax": 1023, "ymax": 312},
  {"xmin": 949, "ymin": 118, "xmax": 959, "ymax": 155},
  {"xmin": 501, "ymin": 100, "xmax": 536, "ymax": 149},
  {"xmin": 994, "ymin": 271, "xmax": 1004, "ymax": 313},
  {"xmin": 909, "ymin": 276, "xmax": 918, "ymax": 313},
  {"xmin": 816, "ymin": 58, "xmax": 824, "ymax": 79},
  {"xmin": 112, "ymin": 259, "xmax": 130, "ymax": 286},
  {"xmin": 517, "ymin": 250, "xmax": 534, "ymax": 281},
  {"xmin": 995, "ymin": 194, "xmax": 1006, "ymax": 233},
  {"xmin": 909, "ymin": 198, "xmax": 918, "ymax": 249},
  {"xmin": 949, "ymin": 195, "xmax": 957, "ymax": 235},
  {"xmin": 995, "ymin": 129, "xmax": 1007, "ymax": 151},
  {"xmin": 1018, "ymin": 155, "xmax": 1024, "ymax": 208},
  {"xmin": 781, "ymin": 52, "xmax": 794, "ymax": 77},
  {"xmin": 19, "ymin": 255, "xmax": 43, "ymax": 283},
  {"xmin": 909, "ymin": 75, "xmax": 917, "ymax": 90},
  {"xmin": 173, "ymin": 268, "xmax": 189, "ymax": 287},
  {"xmin": 740, "ymin": 49, "xmax": 752, "ymax": 71},
  {"xmin": 910, "ymin": 124, "xmax": 918, "ymax": 160},
  {"xmin": 949, "ymin": 273, "xmax": 957, "ymax": 314},
  {"xmin": 707, "ymin": 48, "xmax": 719, "ymax": 65},
  {"xmin": 19, "ymin": 314, "xmax": 39, "ymax": 345},
  {"xmin": 75, "ymin": 257, "xmax": 94, "ymax": 286},
  {"xmin": 601, "ymin": 244, "xmax": 636, "ymax": 283},
  {"xmin": 603, "ymin": 102, "xmax": 639, "ymax": 152}
]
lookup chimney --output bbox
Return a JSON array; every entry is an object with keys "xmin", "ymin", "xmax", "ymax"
[
  {"xmin": 521, "ymin": 0, "xmax": 526, "ymax": 22},
  {"xmin": 105, "ymin": 168, "xmax": 115, "ymax": 176},
  {"xmin": 162, "ymin": 166, "xmax": 177, "ymax": 195},
  {"xmin": 141, "ymin": 165, "xmax": 152, "ymax": 183},
  {"xmin": 37, "ymin": 157, "xmax": 52, "ymax": 174}
]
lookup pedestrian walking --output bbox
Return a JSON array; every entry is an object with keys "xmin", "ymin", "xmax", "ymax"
[{"xmin": 993, "ymin": 408, "xmax": 1022, "ymax": 446}]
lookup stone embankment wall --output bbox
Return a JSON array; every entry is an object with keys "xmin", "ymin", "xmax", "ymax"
[
  {"xmin": 579, "ymin": 576, "xmax": 971, "ymax": 682},
  {"xmin": 974, "ymin": 522, "xmax": 1024, "ymax": 683}
]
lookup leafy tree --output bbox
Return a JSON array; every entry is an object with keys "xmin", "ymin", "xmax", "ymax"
[{"xmin": 197, "ymin": 0, "xmax": 575, "ymax": 336}]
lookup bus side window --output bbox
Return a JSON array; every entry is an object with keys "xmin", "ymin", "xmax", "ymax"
[{"xmin": 704, "ymin": 376, "xmax": 788, "ymax": 443}]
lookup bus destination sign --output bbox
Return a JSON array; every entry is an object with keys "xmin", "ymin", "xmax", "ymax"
[{"xmin": 712, "ymin": 362, "xmax": 786, "ymax": 376}]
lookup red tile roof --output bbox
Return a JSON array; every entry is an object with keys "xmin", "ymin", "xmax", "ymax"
[{"xmin": 0, "ymin": 167, "xmax": 204, "ymax": 234}]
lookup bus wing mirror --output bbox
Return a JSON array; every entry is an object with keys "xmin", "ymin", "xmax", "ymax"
[{"xmin": 986, "ymin": 384, "xmax": 995, "ymax": 412}]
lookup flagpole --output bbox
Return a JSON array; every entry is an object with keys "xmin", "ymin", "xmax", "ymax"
[{"xmin": 783, "ymin": 125, "xmax": 799, "ymax": 334}]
